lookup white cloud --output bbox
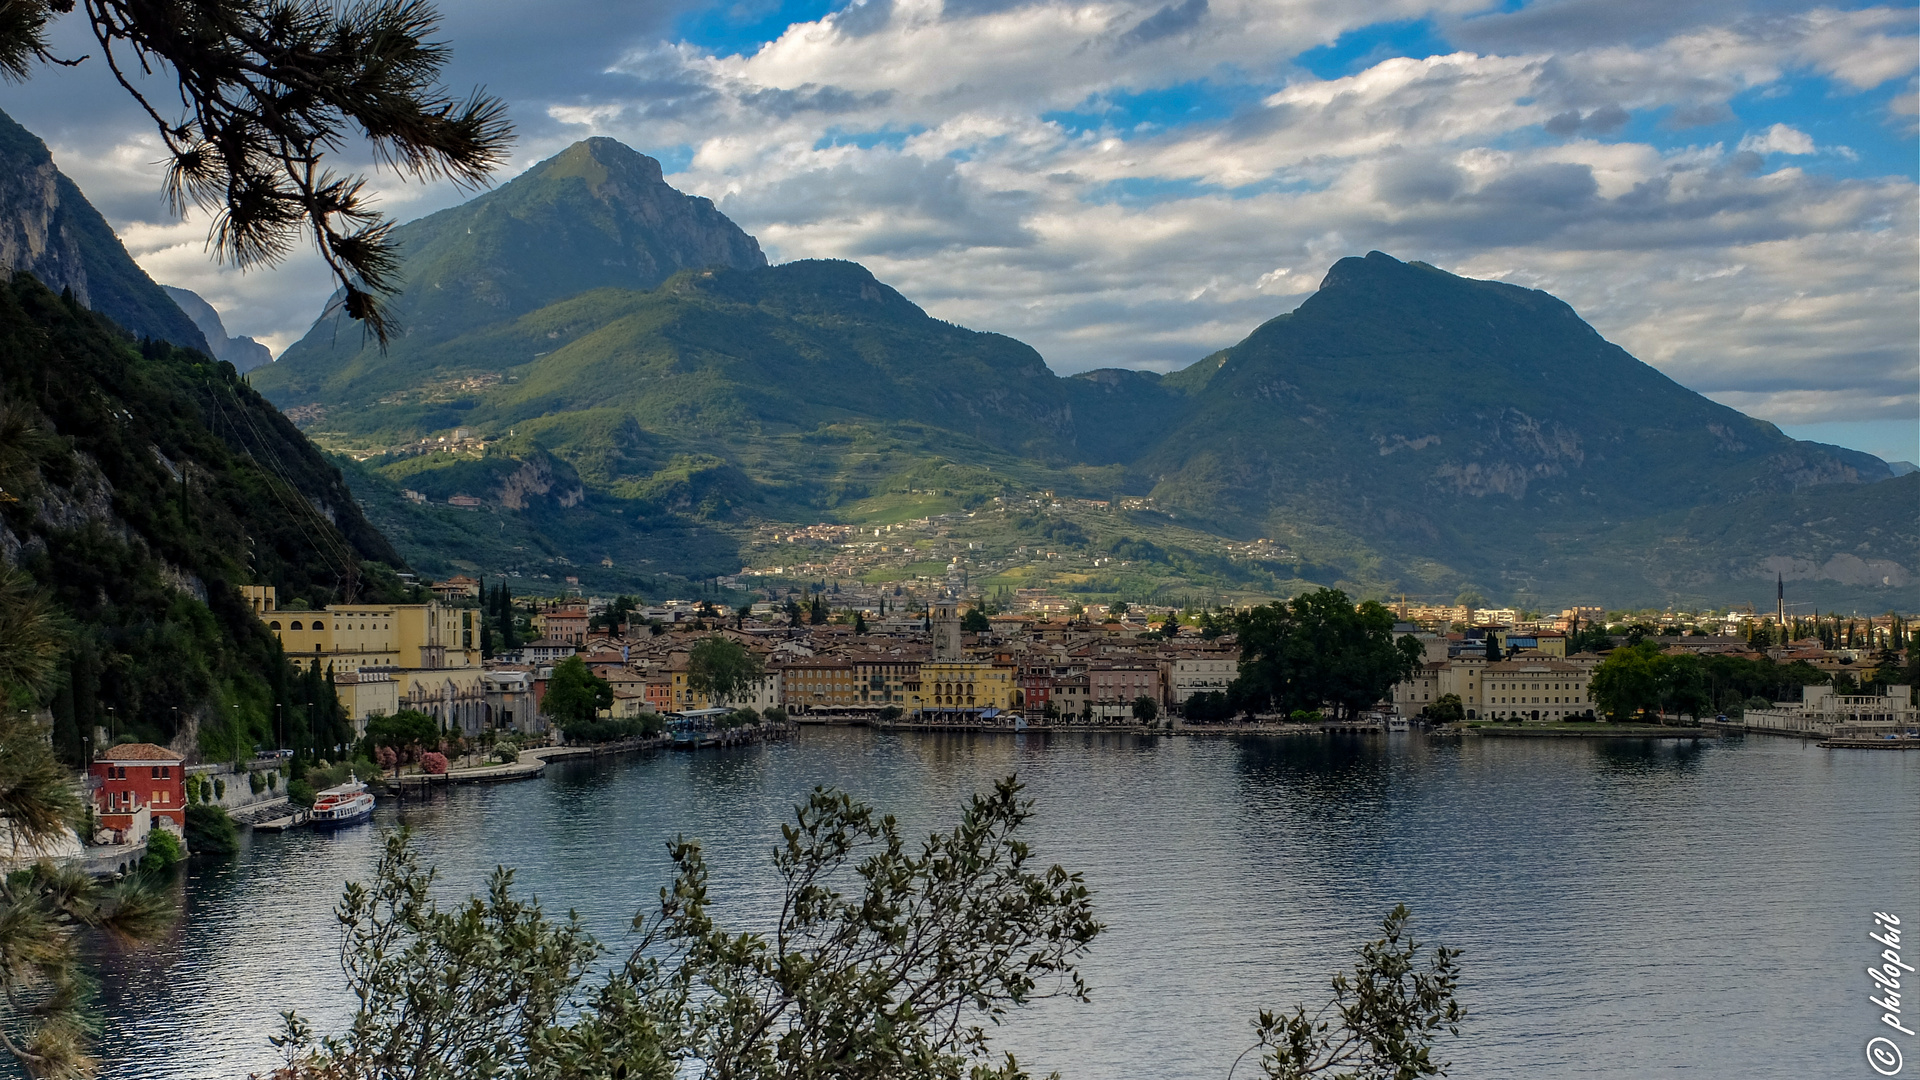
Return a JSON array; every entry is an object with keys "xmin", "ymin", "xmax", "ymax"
[
  {"xmin": 21, "ymin": 0, "xmax": 1917, "ymax": 433},
  {"xmin": 1738, "ymin": 122, "xmax": 1817, "ymax": 154}
]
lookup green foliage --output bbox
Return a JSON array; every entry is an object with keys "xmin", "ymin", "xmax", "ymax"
[
  {"xmin": 961, "ymin": 607, "xmax": 990, "ymax": 633},
  {"xmin": 684, "ymin": 635, "xmax": 764, "ymax": 708},
  {"xmin": 1582, "ymin": 638, "xmax": 1735, "ymax": 722},
  {"xmin": 0, "ymin": 273, "xmax": 408, "ymax": 757},
  {"xmin": 249, "ymin": 770, "xmax": 265, "ymax": 794},
  {"xmin": 1183, "ymin": 691, "xmax": 1233, "ymax": 723},
  {"xmin": 1232, "ymin": 589, "xmax": 1424, "ymax": 720},
  {"xmin": 545, "ymin": 656, "xmax": 614, "ymax": 727},
  {"xmin": 1132, "ymin": 695, "xmax": 1159, "ymax": 722},
  {"xmin": 141, "ymin": 827, "xmax": 184, "ymax": 872},
  {"xmin": 287, "ymin": 778, "xmax": 318, "ymax": 809},
  {"xmin": 0, "ymin": 708, "xmax": 167, "ymax": 1075},
  {"xmin": 0, "ymin": 860, "xmax": 174, "ymax": 1076},
  {"xmin": 214, "ymin": 777, "xmax": 226, "ymax": 800},
  {"xmin": 1424, "ymin": 694, "xmax": 1465, "ymax": 725},
  {"xmin": 560, "ymin": 714, "xmax": 660, "ymax": 744},
  {"xmin": 0, "ymin": 0, "xmax": 513, "ymax": 343},
  {"xmin": 364, "ymin": 710, "xmax": 442, "ymax": 760},
  {"xmin": 185, "ymin": 803, "xmax": 239, "ymax": 857},
  {"xmin": 276, "ymin": 776, "xmax": 1101, "ymax": 1080},
  {"xmin": 1241, "ymin": 905, "xmax": 1463, "ymax": 1080}
]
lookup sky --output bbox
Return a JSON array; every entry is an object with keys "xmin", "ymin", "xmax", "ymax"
[{"xmin": 6, "ymin": 0, "xmax": 1917, "ymax": 463}]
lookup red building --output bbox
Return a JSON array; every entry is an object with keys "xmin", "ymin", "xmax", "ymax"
[{"xmin": 91, "ymin": 743, "xmax": 187, "ymax": 834}]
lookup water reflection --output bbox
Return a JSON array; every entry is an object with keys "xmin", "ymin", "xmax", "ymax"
[{"xmin": 80, "ymin": 730, "xmax": 1918, "ymax": 1080}]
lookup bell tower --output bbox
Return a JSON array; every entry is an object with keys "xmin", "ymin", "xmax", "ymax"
[{"xmin": 931, "ymin": 601, "xmax": 962, "ymax": 661}]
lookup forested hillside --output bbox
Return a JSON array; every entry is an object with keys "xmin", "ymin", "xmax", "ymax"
[{"xmin": 0, "ymin": 275, "xmax": 409, "ymax": 763}]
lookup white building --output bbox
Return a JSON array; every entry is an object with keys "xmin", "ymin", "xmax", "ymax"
[{"xmin": 1170, "ymin": 650, "xmax": 1237, "ymax": 704}]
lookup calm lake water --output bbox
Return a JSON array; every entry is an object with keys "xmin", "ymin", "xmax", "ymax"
[{"xmin": 80, "ymin": 728, "xmax": 1920, "ymax": 1080}]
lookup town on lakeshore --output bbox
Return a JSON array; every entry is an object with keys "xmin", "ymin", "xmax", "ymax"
[{"xmin": 51, "ymin": 555, "xmax": 1920, "ymax": 873}]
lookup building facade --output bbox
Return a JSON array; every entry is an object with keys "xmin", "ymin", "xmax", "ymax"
[{"xmin": 90, "ymin": 743, "xmax": 186, "ymax": 842}]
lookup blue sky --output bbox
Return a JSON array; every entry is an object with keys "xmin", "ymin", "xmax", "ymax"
[{"xmin": 13, "ymin": 0, "xmax": 1917, "ymax": 462}]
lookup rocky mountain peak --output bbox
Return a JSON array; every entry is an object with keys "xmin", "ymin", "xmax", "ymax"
[{"xmin": 0, "ymin": 108, "xmax": 207, "ymax": 351}]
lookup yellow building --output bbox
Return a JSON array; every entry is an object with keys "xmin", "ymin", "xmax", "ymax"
[
  {"xmin": 916, "ymin": 659, "xmax": 1019, "ymax": 715},
  {"xmin": 245, "ymin": 585, "xmax": 489, "ymax": 732}
]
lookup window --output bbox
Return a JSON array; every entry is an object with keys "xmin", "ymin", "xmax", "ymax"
[
  {"xmin": 269, "ymin": 620, "xmax": 281, "ymax": 630},
  {"xmin": 313, "ymin": 621, "xmax": 325, "ymax": 630},
  {"xmin": 290, "ymin": 620, "xmax": 303, "ymax": 630}
]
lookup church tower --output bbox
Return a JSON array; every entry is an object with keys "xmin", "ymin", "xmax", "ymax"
[{"xmin": 931, "ymin": 601, "xmax": 962, "ymax": 661}]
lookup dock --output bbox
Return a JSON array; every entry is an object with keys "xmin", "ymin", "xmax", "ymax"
[
  {"xmin": 1817, "ymin": 737, "xmax": 1920, "ymax": 750},
  {"xmin": 1468, "ymin": 723, "xmax": 1720, "ymax": 739}
]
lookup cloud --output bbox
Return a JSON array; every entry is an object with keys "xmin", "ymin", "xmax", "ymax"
[
  {"xmin": 13, "ymin": 0, "xmax": 1915, "ymax": 435},
  {"xmin": 1118, "ymin": 0, "xmax": 1208, "ymax": 50},
  {"xmin": 1738, "ymin": 122, "xmax": 1816, "ymax": 154}
]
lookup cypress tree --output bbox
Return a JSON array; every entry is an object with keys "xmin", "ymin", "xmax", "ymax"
[{"xmin": 49, "ymin": 670, "xmax": 81, "ymax": 766}]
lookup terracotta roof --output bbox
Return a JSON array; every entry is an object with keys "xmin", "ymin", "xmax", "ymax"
[{"xmin": 96, "ymin": 742, "xmax": 184, "ymax": 762}]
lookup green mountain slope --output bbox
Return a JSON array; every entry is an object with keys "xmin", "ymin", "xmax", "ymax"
[
  {"xmin": 254, "ymin": 141, "xmax": 1908, "ymax": 610},
  {"xmin": 0, "ymin": 273, "xmax": 407, "ymax": 761},
  {"xmin": 0, "ymin": 107, "xmax": 209, "ymax": 351},
  {"xmin": 255, "ymin": 138, "xmax": 765, "ymax": 405},
  {"xmin": 1133, "ymin": 251, "xmax": 1903, "ymax": 604}
]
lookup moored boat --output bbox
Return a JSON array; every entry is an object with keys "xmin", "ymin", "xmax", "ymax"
[{"xmin": 310, "ymin": 774, "xmax": 374, "ymax": 828}]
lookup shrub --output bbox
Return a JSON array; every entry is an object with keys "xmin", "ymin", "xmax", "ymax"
[
  {"xmin": 214, "ymin": 777, "xmax": 226, "ymax": 800},
  {"xmin": 420, "ymin": 752, "xmax": 449, "ymax": 775},
  {"xmin": 287, "ymin": 778, "xmax": 318, "ymax": 808},
  {"xmin": 267, "ymin": 771, "xmax": 278, "ymax": 791},
  {"xmin": 141, "ymin": 828, "xmax": 184, "ymax": 872},
  {"xmin": 249, "ymin": 770, "xmax": 264, "ymax": 794},
  {"xmin": 560, "ymin": 715, "xmax": 659, "ymax": 744},
  {"xmin": 764, "ymin": 706, "xmax": 787, "ymax": 723},
  {"xmin": 1288, "ymin": 709, "xmax": 1324, "ymax": 724},
  {"xmin": 185, "ymin": 803, "xmax": 239, "ymax": 857}
]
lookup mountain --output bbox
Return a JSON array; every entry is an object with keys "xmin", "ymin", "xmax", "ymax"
[
  {"xmin": 256, "ymin": 140, "xmax": 1910, "ymax": 609},
  {"xmin": 0, "ymin": 272, "xmax": 408, "ymax": 763},
  {"xmin": 162, "ymin": 285, "xmax": 273, "ymax": 371},
  {"xmin": 255, "ymin": 137, "xmax": 765, "ymax": 404},
  {"xmin": 1124, "ymin": 251, "xmax": 1901, "ymax": 600},
  {"xmin": 0, "ymin": 107, "xmax": 208, "ymax": 353}
]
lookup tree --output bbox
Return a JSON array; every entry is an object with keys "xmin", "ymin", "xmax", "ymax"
[
  {"xmin": 0, "ymin": 0, "xmax": 513, "ymax": 341},
  {"xmin": 1107, "ymin": 601, "xmax": 1130, "ymax": 619},
  {"xmin": 1232, "ymin": 590, "xmax": 1423, "ymax": 720},
  {"xmin": 808, "ymin": 596, "xmax": 828, "ymax": 626},
  {"xmin": 0, "ymin": 708, "xmax": 174, "ymax": 1077},
  {"xmin": 1424, "ymin": 694, "xmax": 1465, "ymax": 725},
  {"xmin": 363, "ymin": 709, "xmax": 440, "ymax": 762},
  {"xmin": 0, "ymin": 564, "xmax": 61, "ymax": 707},
  {"xmin": 852, "ymin": 610, "xmax": 867, "ymax": 635},
  {"xmin": 1160, "ymin": 612, "xmax": 1180, "ymax": 638},
  {"xmin": 1237, "ymin": 905, "xmax": 1464, "ymax": 1080},
  {"xmin": 545, "ymin": 656, "xmax": 612, "ymax": 727},
  {"xmin": 961, "ymin": 607, "xmax": 990, "ymax": 633},
  {"xmin": 270, "ymin": 777, "xmax": 1101, "ymax": 1080},
  {"xmin": 685, "ymin": 636, "xmax": 763, "ymax": 709},
  {"xmin": 1587, "ymin": 641, "xmax": 1664, "ymax": 722},
  {"xmin": 1133, "ymin": 695, "xmax": 1159, "ymax": 722},
  {"xmin": 1567, "ymin": 623, "xmax": 1613, "ymax": 655}
]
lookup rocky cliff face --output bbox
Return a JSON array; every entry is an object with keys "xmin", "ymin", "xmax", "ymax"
[
  {"xmin": 0, "ymin": 108, "xmax": 208, "ymax": 351},
  {"xmin": 162, "ymin": 285, "xmax": 272, "ymax": 371}
]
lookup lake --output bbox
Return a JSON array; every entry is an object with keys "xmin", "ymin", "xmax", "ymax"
[{"xmin": 83, "ymin": 728, "xmax": 1920, "ymax": 1079}]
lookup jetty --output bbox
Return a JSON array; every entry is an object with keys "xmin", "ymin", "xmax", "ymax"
[
  {"xmin": 1816, "ymin": 736, "xmax": 1919, "ymax": 750},
  {"xmin": 1469, "ymin": 722, "xmax": 1720, "ymax": 740}
]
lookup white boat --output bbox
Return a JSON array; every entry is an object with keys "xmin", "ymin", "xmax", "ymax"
[
  {"xmin": 1387, "ymin": 716, "xmax": 1411, "ymax": 731},
  {"xmin": 309, "ymin": 774, "xmax": 374, "ymax": 828}
]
